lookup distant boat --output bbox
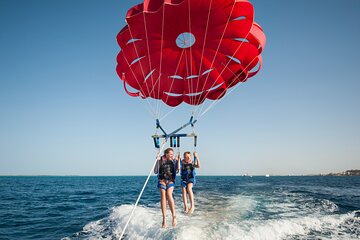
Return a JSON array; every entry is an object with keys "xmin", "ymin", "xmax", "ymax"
[{"xmin": 265, "ymin": 174, "xmax": 270, "ymax": 177}]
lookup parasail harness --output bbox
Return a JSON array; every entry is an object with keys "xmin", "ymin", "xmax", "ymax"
[
  {"xmin": 152, "ymin": 116, "xmax": 197, "ymax": 149},
  {"xmin": 119, "ymin": 118, "xmax": 197, "ymax": 239}
]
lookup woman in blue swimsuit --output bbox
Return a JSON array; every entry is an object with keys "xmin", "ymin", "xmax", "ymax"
[
  {"xmin": 154, "ymin": 148, "xmax": 179, "ymax": 228},
  {"xmin": 181, "ymin": 151, "xmax": 201, "ymax": 214}
]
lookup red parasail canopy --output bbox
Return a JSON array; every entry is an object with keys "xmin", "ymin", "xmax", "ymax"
[{"xmin": 116, "ymin": 0, "xmax": 266, "ymax": 107}]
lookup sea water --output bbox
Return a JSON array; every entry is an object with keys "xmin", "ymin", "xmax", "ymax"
[{"xmin": 0, "ymin": 176, "xmax": 359, "ymax": 239}]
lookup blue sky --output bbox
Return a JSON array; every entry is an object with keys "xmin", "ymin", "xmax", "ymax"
[{"xmin": 0, "ymin": 0, "xmax": 359, "ymax": 176}]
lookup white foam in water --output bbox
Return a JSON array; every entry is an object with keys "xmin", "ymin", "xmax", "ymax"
[
  {"xmin": 111, "ymin": 205, "xmax": 163, "ymax": 239},
  {"xmin": 79, "ymin": 205, "xmax": 163, "ymax": 239},
  {"xmin": 229, "ymin": 212, "xmax": 359, "ymax": 240},
  {"xmin": 320, "ymin": 199, "xmax": 339, "ymax": 213},
  {"xmin": 68, "ymin": 194, "xmax": 359, "ymax": 240}
]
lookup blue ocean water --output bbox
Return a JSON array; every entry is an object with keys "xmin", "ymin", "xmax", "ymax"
[{"xmin": 0, "ymin": 176, "xmax": 359, "ymax": 240}]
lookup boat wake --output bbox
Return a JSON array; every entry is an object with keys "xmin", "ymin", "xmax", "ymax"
[{"xmin": 64, "ymin": 193, "xmax": 360, "ymax": 240}]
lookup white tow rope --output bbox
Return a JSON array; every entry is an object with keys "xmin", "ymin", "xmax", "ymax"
[{"xmin": 118, "ymin": 141, "xmax": 167, "ymax": 239}]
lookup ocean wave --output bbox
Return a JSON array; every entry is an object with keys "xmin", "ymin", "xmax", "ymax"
[{"xmin": 65, "ymin": 193, "xmax": 359, "ymax": 240}]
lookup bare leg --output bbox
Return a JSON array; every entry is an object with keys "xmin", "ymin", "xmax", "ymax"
[
  {"xmin": 159, "ymin": 181, "xmax": 167, "ymax": 228},
  {"xmin": 181, "ymin": 186, "xmax": 189, "ymax": 213},
  {"xmin": 187, "ymin": 183, "xmax": 195, "ymax": 214},
  {"xmin": 166, "ymin": 184, "xmax": 177, "ymax": 227}
]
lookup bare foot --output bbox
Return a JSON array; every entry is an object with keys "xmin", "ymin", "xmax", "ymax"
[
  {"xmin": 184, "ymin": 206, "xmax": 189, "ymax": 213},
  {"xmin": 188, "ymin": 207, "xmax": 195, "ymax": 214},
  {"xmin": 172, "ymin": 216, "xmax": 177, "ymax": 227},
  {"xmin": 162, "ymin": 219, "xmax": 167, "ymax": 228}
]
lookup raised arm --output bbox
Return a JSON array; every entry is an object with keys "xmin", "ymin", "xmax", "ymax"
[{"xmin": 194, "ymin": 151, "xmax": 201, "ymax": 168}]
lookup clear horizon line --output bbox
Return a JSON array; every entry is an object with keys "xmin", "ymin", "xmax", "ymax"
[{"xmin": 0, "ymin": 174, "xmax": 355, "ymax": 177}]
